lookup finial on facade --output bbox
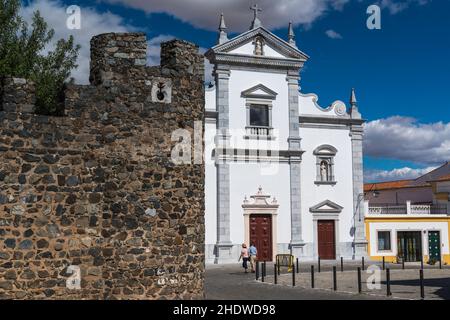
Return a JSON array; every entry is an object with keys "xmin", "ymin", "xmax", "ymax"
[
  {"xmin": 350, "ymin": 88, "xmax": 361, "ymax": 119},
  {"xmin": 250, "ymin": 4, "xmax": 263, "ymax": 29},
  {"xmin": 218, "ymin": 13, "xmax": 228, "ymax": 44},
  {"xmin": 288, "ymin": 21, "xmax": 296, "ymax": 47},
  {"xmin": 350, "ymin": 88, "xmax": 357, "ymax": 106}
]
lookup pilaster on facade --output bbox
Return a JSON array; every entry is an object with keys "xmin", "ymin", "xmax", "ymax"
[
  {"xmin": 350, "ymin": 124, "xmax": 368, "ymax": 257},
  {"xmin": 286, "ymin": 69, "xmax": 305, "ymax": 256}
]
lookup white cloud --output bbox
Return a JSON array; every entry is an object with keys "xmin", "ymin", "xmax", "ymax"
[
  {"xmin": 364, "ymin": 166, "xmax": 437, "ymax": 182},
  {"xmin": 147, "ymin": 34, "xmax": 176, "ymax": 66},
  {"xmin": 103, "ymin": 0, "xmax": 350, "ymax": 32},
  {"xmin": 380, "ymin": 0, "xmax": 431, "ymax": 15},
  {"xmin": 325, "ymin": 29, "xmax": 342, "ymax": 39},
  {"xmin": 20, "ymin": 0, "xmax": 134, "ymax": 84},
  {"xmin": 364, "ymin": 116, "xmax": 450, "ymax": 166}
]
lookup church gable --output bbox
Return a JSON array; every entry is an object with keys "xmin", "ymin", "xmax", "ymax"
[{"xmin": 210, "ymin": 27, "xmax": 308, "ymax": 61}]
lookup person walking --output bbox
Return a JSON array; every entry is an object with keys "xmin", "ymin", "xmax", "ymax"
[
  {"xmin": 249, "ymin": 243, "xmax": 258, "ymax": 273},
  {"xmin": 238, "ymin": 243, "xmax": 250, "ymax": 273}
]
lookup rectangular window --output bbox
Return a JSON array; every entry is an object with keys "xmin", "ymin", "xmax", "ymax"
[
  {"xmin": 377, "ymin": 231, "xmax": 391, "ymax": 251},
  {"xmin": 249, "ymin": 105, "xmax": 269, "ymax": 127}
]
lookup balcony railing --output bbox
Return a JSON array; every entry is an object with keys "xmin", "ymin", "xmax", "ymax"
[
  {"xmin": 366, "ymin": 202, "xmax": 448, "ymax": 215},
  {"xmin": 368, "ymin": 205, "xmax": 407, "ymax": 215},
  {"xmin": 245, "ymin": 126, "xmax": 273, "ymax": 137}
]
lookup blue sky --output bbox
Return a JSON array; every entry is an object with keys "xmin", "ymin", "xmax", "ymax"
[{"xmin": 21, "ymin": 0, "xmax": 450, "ymax": 182}]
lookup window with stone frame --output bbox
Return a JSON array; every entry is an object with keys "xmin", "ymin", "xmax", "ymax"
[{"xmin": 313, "ymin": 145, "xmax": 337, "ymax": 184}]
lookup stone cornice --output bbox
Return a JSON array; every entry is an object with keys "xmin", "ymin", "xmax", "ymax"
[
  {"xmin": 299, "ymin": 115, "xmax": 365, "ymax": 126},
  {"xmin": 209, "ymin": 53, "xmax": 305, "ymax": 69},
  {"xmin": 213, "ymin": 147, "xmax": 304, "ymax": 163}
]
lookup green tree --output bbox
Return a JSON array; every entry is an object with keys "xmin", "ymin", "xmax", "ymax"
[{"xmin": 0, "ymin": 0, "xmax": 80, "ymax": 115}]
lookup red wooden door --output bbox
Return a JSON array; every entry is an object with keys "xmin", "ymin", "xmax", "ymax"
[
  {"xmin": 249, "ymin": 215, "xmax": 272, "ymax": 261},
  {"xmin": 318, "ymin": 220, "xmax": 336, "ymax": 260}
]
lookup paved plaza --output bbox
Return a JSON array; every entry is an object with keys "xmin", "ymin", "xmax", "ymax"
[{"xmin": 205, "ymin": 260, "xmax": 450, "ymax": 300}]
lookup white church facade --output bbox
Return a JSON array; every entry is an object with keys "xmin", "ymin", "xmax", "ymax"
[{"xmin": 204, "ymin": 9, "xmax": 367, "ymax": 264}]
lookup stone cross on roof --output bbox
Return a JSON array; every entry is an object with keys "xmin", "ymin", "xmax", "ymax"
[{"xmin": 250, "ymin": 4, "xmax": 263, "ymax": 29}]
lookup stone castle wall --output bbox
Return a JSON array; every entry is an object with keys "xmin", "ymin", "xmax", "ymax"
[{"xmin": 0, "ymin": 33, "xmax": 205, "ymax": 299}]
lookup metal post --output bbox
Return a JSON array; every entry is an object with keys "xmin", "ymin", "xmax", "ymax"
[
  {"xmin": 261, "ymin": 262, "xmax": 265, "ymax": 283},
  {"xmin": 277, "ymin": 262, "xmax": 280, "ymax": 276},
  {"xmin": 274, "ymin": 264, "xmax": 277, "ymax": 285},
  {"xmin": 311, "ymin": 265, "xmax": 315, "ymax": 288},
  {"xmin": 333, "ymin": 266, "xmax": 337, "ymax": 291},
  {"xmin": 439, "ymin": 257, "xmax": 442, "ymax": 270},
  {"xmin": 256, "ymin": 261, "xmax": 259, "ymax": 280},
  {"xmin": 362, "ymin": 256, "xmax": 365, "ymax": 271},
  {"xmin": 341, "ymin": 257, "xmax": 344, "ymax": 272},
  {"xmin": 382, "ymin": 256, "xmax": 385, "ymax": 270},
  {"xmin": 318, "ymin": 256, "xmax": 321, "ymax": 273},
  {"xmin": 420, "ymin": 269, "xmax": 425, "ymax": 299},
  {"xmin": 296, "ymin": 258, "xmax": 299, "ymax": 274},
  {"xmin": 402, "ymin": 257, "xmax": 405, "ymax": 270},
  {"xmin": 292, "ymin": 264, "xmax": 295, "ymax": 287},
  {"xmin": 263, "ymin": 261, "xmax": 267, "ymax": 277},
  {"xmin": 357, "ymin": 267, "xmax": 362, "ymax": 294},
  {"xmin": 386, "ymin": 268, "xmax": 391, "ymax": 296},
  {"xmin": 420, "ymin": 256, "xmax": 424, "ymax": 270}
]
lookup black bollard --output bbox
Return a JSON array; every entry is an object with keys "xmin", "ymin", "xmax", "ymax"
[
  {"xmin": 333, "ymin": 266, "xmax": 337, "ymax": 291},
  {"xmin": 292, "ymin": 264, "xmax": 296, "ymax": 287},
  {"xmin": 318, "ymin": 256, "xmax": 321, "ymax": 273},
  {"xmin": 439, "ymin": 257, "xmax": 442, "ymax": 270},
  {"xmin": 362, "ymin": 256, "xmax": 365, "ymax": 271},
  {"xmin": 341, "ymin": 257, "xmax": 344, "ymax": 272},
  {"xmin": 420, "ymin": 269, "xmax": 425, "ymax": 299},
  {"xmin": 386, "ymin": 268, "xmax": 391, "ymax": 296},
  {"xmin": 277, "ymin": 262, "xmax": 280, "ymax": 276},
  {"xmin": 274, "ymin": 264, "xmax": 277, "ymax": 285},
  {"xmin": 402, "ymin": 256, "xmax": 405, "ymax": 270},
  {"xmin": 296, "ymin": 258, "xmax": 299, "ymax": 274},
  {"xmin": 261, "ymin": 262, "xmax": 265, "ymax": 283},
  {"xmin": 311, "ymin": 265, "xmax": 315, "ymax": 288},
  {"xmin": 263, "ymin": 261, "xmax": 267, "ymax": 277},
  {"xmin": 357, "ymin": 267, "xmax": 362, "ymax": 294},
  {"xmin": 256, "ymin": 261, "xmax": 259, "ymax": 280},
  {"xmin": 382, "ymin": 256, "xmax": 385, "ymax": 270},
  {"xmin": 420, "ymin": 256, "xmax": 424, "ymax": 270}
]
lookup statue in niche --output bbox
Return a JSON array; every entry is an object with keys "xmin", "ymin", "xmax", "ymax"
[
  {"xmin": 254, "ymin": 37, "xmax": 264, "ymax": 56},
  {"xmin": 320, "ymin": 161, "xmax": 329, "ymax": 181}
]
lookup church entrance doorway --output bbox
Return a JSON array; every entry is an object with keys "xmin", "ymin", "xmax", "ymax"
[
  {"xmin": 250, "ymin": 215, "xmax": 273, "ymax": 261},
  {"xmin": 317, "ymin": 220, "xmax": 336, "ymax": 260}
]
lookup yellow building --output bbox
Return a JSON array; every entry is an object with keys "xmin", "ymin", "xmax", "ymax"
[{"xmin": 364, "ymin": 166, "xmax": 450, "ymax": 264}]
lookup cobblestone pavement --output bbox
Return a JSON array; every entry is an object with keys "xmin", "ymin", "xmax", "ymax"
[
  {"xmin": 205, "ymin": 263, "xmax": 386, "ymax": 300},
  {"xmin": 205, "ymin": 260, "xmax": 450, "ymax": 300},
  {"xmin": 260, "ymin": 260, "xmax": 450, "ymax": 300}
]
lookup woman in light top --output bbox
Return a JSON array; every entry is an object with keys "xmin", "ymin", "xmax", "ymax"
[{"xmin": 239, "ymin": 243, "xmax": 250, "ymax": 273}]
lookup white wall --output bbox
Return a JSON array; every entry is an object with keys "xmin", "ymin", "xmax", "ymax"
[
  {"xmin": 228, "ymin": 162, "xmax": 291, "ymax": 244},
  {"xmin": 300, "ymin": 126, "xmax": 355, "ymax": 243},
  {"xmin": 228, "ymin": 69, "xmax": 289, "ymax": 151},
  {"xmin": 368, "ymin": 221, "xmax": 449, "ymax": 257}
]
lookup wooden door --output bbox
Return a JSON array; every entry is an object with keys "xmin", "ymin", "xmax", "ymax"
[
  {"xmin": 318, "ymin": 220, "xmax": 335, "ymax": 260},
  {"xmin": 249, "ymin": 215, "xmax": 272, "ymax": 261}
]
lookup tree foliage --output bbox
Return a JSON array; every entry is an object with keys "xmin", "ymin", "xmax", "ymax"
[{"xmin": 0, "ymin": 0, "xmax": 80, "ymax": 115}]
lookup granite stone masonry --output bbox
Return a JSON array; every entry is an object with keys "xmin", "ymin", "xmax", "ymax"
[{"xmin": 0, "ymin": 32, "xmax": 205, "ymax": 299}]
